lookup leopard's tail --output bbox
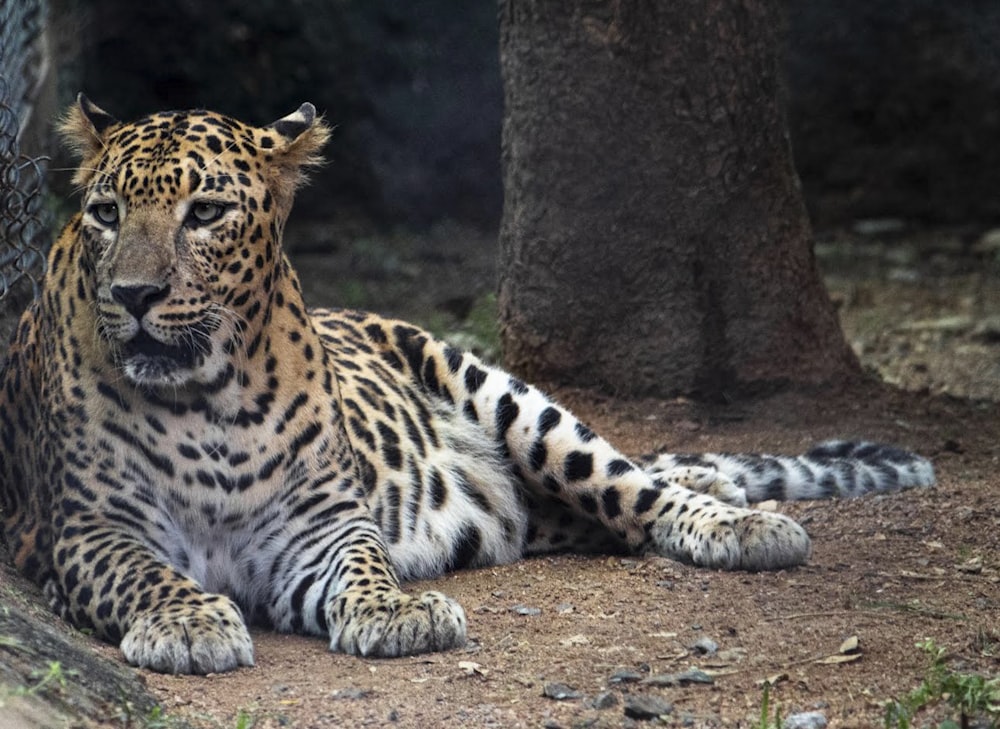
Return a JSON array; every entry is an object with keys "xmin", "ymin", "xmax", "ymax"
[{"xmin": 641, "ymin": 440, "xmax": 935, "ymax": 502}]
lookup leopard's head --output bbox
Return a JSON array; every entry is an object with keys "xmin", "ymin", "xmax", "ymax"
[{"xmin": 60, "ymin": 95, "xmax": 329, "ymax": 388}]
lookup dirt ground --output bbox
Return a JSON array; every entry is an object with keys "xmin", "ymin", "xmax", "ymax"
[{"xmin": 7, "ymin": 223, "xmax": 1000, "ymax": 728}]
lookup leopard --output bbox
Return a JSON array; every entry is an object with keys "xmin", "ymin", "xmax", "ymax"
[{"xmin": 0, "ymin": 96, "xmax": 935, "ymax": 675}]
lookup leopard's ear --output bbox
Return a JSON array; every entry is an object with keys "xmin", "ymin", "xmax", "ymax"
[
  {"xmin": 263, "ymin": 103, "xmax": 331, "ymax": 203},
  {"xmin": 60, "ymin": 94, "xmax": 117, "ymax": 157},
  {"xmin": 60, "ymin": 94, "xmax": 119, "ymax": 186}
]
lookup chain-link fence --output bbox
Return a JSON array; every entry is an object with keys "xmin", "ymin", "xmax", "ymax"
[{"xmin": 1, "ymin": 0, "xmax": 51, "ymax": 302}]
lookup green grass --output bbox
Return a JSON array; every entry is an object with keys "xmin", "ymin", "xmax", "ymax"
[
  {"xmin": 884, "ymin": 639, "xmax": 999, "ymax": 729},
  {"xmin": 17, "ymin": 661, "xmax": 71, "ymax": 697},
  {"xmin": 0, "ymin": 635, "xmax": 24, "ymax": 650},
  {"xmin": 425, "ymin": 292, "xmax": 501, "ymax": 363},
  {"xmin": 756, "ymin": 681, "xmax": 783, "ymax": 729}
]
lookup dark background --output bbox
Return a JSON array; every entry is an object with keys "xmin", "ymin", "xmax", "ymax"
[{"xmin": 51, "ymin": 0, "xmax": 1000, "ymax": 232}]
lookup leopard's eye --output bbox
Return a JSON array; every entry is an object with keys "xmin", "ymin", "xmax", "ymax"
[
  {"xmin": 187, "ymin": 202, "xmax": 227, "ymax": 226},
  {"xmin": 89, "ymin": 202, "xmax": 119, "ymax": 227}
]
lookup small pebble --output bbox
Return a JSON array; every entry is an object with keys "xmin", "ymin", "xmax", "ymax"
[
  {"xmin": 329, "ymin": 687, "xmax": 370, "ymax": 700},
  {"xmin": 543, "ymin": 682, "xmax": 583, "ymax": 701},
  {"xmin": 641, "ymin": 669, "xmax": 713, "ymax": 687},
  {"xmin": 609, "ymin": 669, "xmax": 645, "ymax": 684},
  {"xmin": 691, "ymin": 636, "xmax": 718, "ymax": 655},
  {"xmin": 623, "ymin": 694, "xmax": 673, "ymax": 720},
  {"xmin": 783, "ymin": 711, "xmax": 828, "ymax": 729},
  {"xmin": 679, "ymin": 668, "xmax": 713, "ymax": 684},
  {"xmin": 511, "ymin": 604, "xmax": 541, "ymax": 616}
]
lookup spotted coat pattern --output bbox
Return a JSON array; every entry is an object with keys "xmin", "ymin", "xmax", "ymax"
[{"xmin": 0, "ymin": 98, "xmax": 935, "ymax": 674}]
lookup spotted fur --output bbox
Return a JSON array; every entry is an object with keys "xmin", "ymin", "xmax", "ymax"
[
  {"xmin": 0, "ymin": 98, "xmax": 934, "ymax": 675},
  {"xmin": 643, "ymin": 440, "xmax": 934, "ymax": 505}
]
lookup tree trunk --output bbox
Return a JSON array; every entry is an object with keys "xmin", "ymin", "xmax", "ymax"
[{"xmin": 497, "ymin": 0, "xmax": 858, "ymax": 397}]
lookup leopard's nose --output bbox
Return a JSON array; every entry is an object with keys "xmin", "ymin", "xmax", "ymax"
[{"xmin": 110, "ymin": 283, "xmax": 170, "ymax": 319}]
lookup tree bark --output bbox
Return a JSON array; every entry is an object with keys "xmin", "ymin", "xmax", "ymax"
[
  {"xmin": 497, "ymin": 0, "xmax": 858, "ymax": 397},
  {"xmin": 0, "ymin": 559, "xmax": 174, "ymax": 727}
]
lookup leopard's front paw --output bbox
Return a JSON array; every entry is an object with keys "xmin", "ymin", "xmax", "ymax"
[
  {"xmin": 327, "ymin": 588, "xmax": 467, "ymax": 657},
  {"xmin": 648, "ymin": 503, "xmax": 811, "ymax": 571},
  {"xmin": 120, "ymin": 594, "xmax": 254, "ymax": 674}
]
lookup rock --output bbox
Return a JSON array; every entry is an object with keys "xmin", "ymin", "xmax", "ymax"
[
  {"xmin": 590, "ymin": 691, "xmax": 618, "ymax": 710},
  {"xmin": 623, "ymin": 694, "xmax": 673, "ymax": 720},
  {"xmin": 782, "ymin": 710, "xmax": 828, "ymax": 729},
  {"xmin": 676, "ymin": 669, "xmax": 714, "ymax": 685}
]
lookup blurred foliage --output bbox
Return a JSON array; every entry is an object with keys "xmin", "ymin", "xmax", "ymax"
[
  {"xmin": 788, "ymin": 0, "xmax": 1000, "ymax": 225},
  {"xmin": 53, "ymin": 0, "xmax": 503, "ymax": 230}
]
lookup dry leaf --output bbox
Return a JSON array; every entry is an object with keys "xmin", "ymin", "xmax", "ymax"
[
  {"xmin": 815, "ymin": 653, "xmax": 862, "ymax": 665},
  {"xmin": 839, "ymin": 635, "xmax": 860, "ymax": 654},
  {"xmin": 756, "ymin": 672, "xmax": 789, "ymax": 687},
  {"xmin": 458, "ymin": 660, "xmax": 488, "ymax": 677},
  {"xmin": 957, "ymin": 558, "xmax": 983, "ymax": 574}
]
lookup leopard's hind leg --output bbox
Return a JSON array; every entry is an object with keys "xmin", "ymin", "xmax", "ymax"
[{"xmin": 434, "ymin": 348, "xmax": 811, "ymax": 570}]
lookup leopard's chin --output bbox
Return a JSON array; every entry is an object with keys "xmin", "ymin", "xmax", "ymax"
[{"xmin": 122, "ymin": 356, "xmax": 196, "ymax": 388}]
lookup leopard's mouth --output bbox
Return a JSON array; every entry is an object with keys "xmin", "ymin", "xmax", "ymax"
[
  {"xmin": 118, "ymin": 329, "xmax": 211, "ymax": 386},
  {"xmin": 123, "ymin": 330, "xmax": 198, "ymax": 365}
]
